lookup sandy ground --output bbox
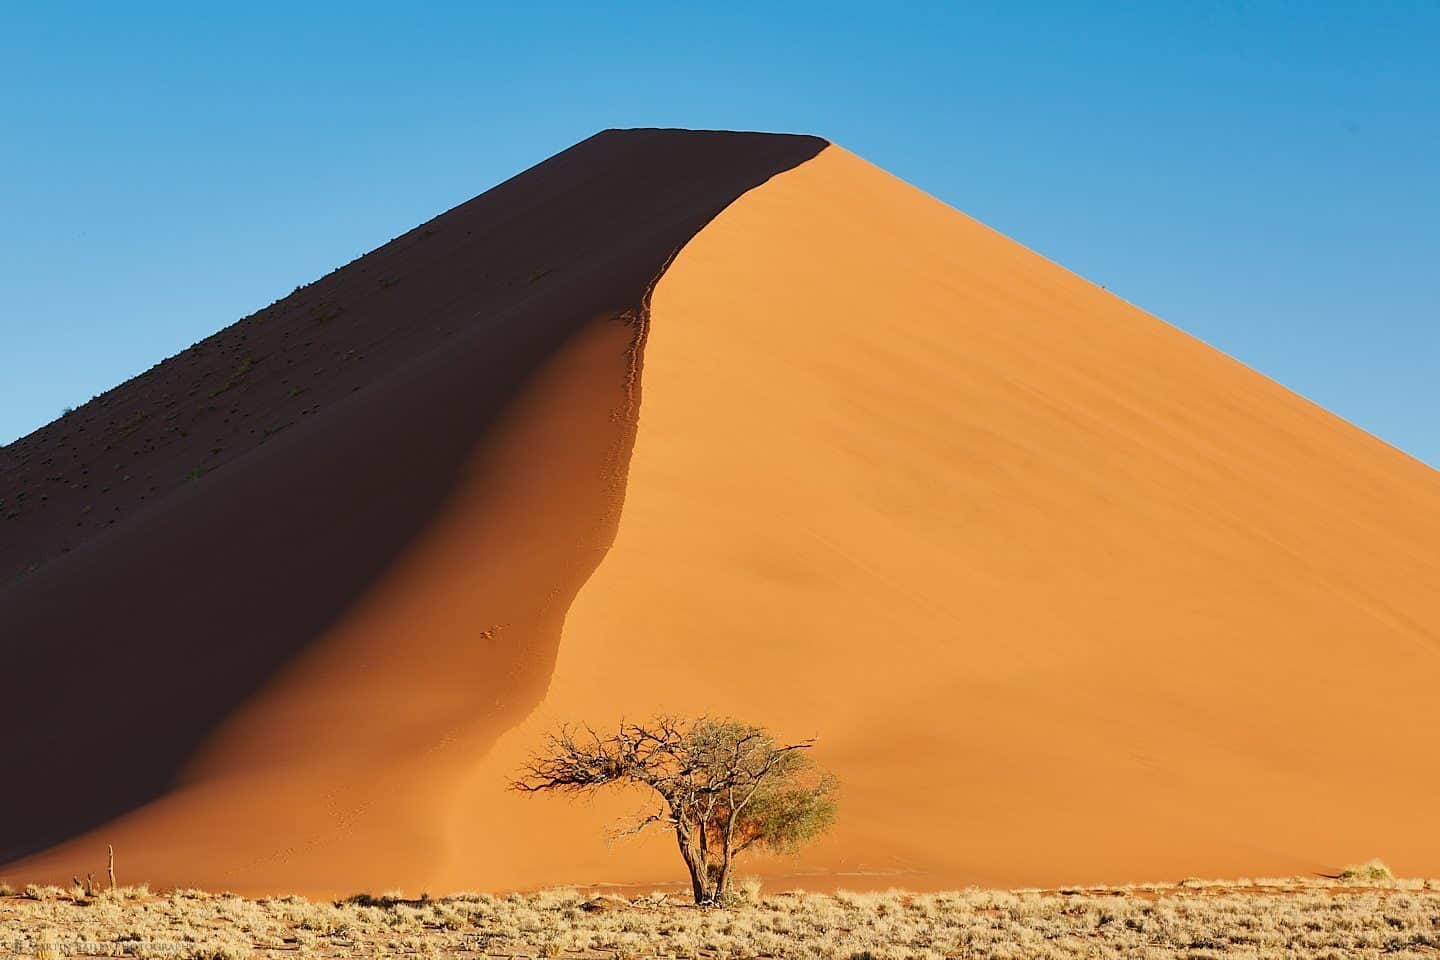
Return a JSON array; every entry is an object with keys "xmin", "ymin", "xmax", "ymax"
[{"xmin": 3, "ymin": 132, "xmax": 1439, "ymax": 896}]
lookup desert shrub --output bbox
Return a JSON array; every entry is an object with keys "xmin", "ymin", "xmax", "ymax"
[
  {"xmin": 343, "ymin": 891, "xmax": 404, "ymax": 909},
  {"xmin": 102, "ymin": 884, "xmax": 151, "ymax": 902},
  {"xmin": 1339, "ymin": 859, "xmax": 1393, "ymax": 882},
  {"xmin": 725, "ymin": 875, "xmax": 764, "ymax": 906},
  {"xmin": 183, "ymin": 940, "xmax": 252, "ymax": 960},
  {"xmin": 516, "ymin": 716, "xmax": 836, "ymax": 905},
  {"xmin": 23, "ymin": 884, "xmax": 67, "ymax": 900}
]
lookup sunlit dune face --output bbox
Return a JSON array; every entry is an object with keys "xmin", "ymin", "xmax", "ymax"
[{"xmin": 456, "ymin": 144, "xmax": 1440, "ymax": 892}]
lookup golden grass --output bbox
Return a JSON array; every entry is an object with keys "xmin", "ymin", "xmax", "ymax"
[{"xmin": 1, "ymin": 875, "xmax": 1437, "ymax": 959}]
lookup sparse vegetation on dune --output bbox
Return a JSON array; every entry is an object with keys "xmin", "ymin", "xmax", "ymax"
[
  {"xmin": 1, "ymin": 875, "xmax": 1437, "ymax": 959},
  {"xmin": 1340, "ymin": 858, "xmax": 1396, "ymax": 882}
]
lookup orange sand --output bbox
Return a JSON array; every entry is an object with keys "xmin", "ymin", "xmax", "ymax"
[
  {"xmin": 449, "ymin": 145, "xmax": 1440, "ymax": 892},
  {"xmin": 6, "ymin": 137, "xmax": 1440, "ymax": 895}
]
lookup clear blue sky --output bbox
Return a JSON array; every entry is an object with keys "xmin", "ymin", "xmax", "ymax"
[{"xmin": 3, "ymin": 2, "xmax": 1437, "ymax": 465}]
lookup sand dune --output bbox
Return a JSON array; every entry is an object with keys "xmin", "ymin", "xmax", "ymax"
[
  {"xmin": 3, "ymin": 131, "xmax": 1438, "ymax": 896},
  {"xmin": 0, "ymin": 129, "xmax": 824, "ymax": 888}
]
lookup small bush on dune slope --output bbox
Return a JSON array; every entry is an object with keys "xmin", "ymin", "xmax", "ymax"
[{"xmin": 1341, "ymin": 858, "xmax": 1395, "ymax": 882}]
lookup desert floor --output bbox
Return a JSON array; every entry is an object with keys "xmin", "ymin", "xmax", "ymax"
[{"xmin": 2, "ymin": 871, "xmax": 1437, "ymax": 959}]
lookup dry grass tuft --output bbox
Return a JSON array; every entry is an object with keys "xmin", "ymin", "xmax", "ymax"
[{"xmin": 22, "ymin": 884, "xmax": 67, "ymax": 901}]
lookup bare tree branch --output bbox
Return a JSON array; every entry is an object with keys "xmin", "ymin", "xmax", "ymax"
[{"xmin": 513, "ymin": 716, "xmax": 836, "ymax": 905}]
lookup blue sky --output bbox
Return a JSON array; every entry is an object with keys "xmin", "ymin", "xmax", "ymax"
[{"xmin": 2, "ymin": 2, "xmax": 1436, "ymax": 464}]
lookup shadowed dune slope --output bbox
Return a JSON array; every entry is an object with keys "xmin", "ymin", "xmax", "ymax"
[
  {"xmin": 447, "ymin": 145, "xmax": 1440, "ymax": 893},
  {"xmin": 0, "ymin": 129, "xmax": 825, "ymax": 888},
  {"xmin": 5, "ymin": 135, "xmax": 1439, "ymax": 896}
]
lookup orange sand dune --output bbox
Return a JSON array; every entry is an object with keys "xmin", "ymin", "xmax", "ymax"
[
  {"xmin": 0, "ymin": 129, "xmax": 824, "ymax": 888},
  {"xmin": 4, "ymin": 133, "xmax": 1439, "ymax": 896}
]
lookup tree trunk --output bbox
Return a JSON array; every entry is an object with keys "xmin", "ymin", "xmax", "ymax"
[
  {"xmin": 715, "ymin": 815, "xmax": 736, "ymax": 903},
  {"xmin": 696, "ymin": 817, "xmax": 713, "ymax": 902},
  {"xmin": 674, "ymin": 823, "xmax": 712, "ymax": 905}
]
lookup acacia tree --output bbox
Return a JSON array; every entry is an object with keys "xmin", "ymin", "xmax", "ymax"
[{"xmin": 513, "ymin": 716, "xmax": 837, "ymax": 904}]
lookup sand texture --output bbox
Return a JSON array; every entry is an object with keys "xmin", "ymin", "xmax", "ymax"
[{"xmin": 3, "ymin": 132, "xmax": 1438, "ymax": 896}]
